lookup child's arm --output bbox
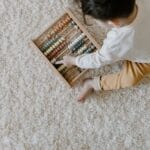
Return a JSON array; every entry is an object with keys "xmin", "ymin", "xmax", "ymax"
[
  {"xmin": 56, "ymin": 28, "xmax": 132, "ymax": 68},
  {"xmin": 75, "ymin": 30, "xmax": 122, "ymax": 69},
  {"xmin": 55, "ymin": 55, "xmax": 76, "ymax": 67}
]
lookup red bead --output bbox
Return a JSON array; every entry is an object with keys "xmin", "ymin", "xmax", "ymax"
[{"xmin": 47, "ymin": 34, "xmax": 51, "ymax": 39}]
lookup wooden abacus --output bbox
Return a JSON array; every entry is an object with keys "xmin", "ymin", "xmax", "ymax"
[{"xmin": 31, "ymin": 8, "xmax": 100, "ymax": 88}]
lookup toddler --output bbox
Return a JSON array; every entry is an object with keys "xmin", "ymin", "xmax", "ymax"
[{"xmin": 56, "ymin": 0, "xmax": 150, "ymax": 102}]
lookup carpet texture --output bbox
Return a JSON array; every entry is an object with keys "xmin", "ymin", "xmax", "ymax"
[{"xmin": 0, "ymin": 0, "xmax": 150, "ymax": 149}]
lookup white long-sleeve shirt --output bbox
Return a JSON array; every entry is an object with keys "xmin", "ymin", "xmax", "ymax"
[{"xmin": 75, "ymin": 0, "xmax": 150, "ymax": 69}]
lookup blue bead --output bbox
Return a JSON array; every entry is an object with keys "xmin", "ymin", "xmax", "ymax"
[
  {"xmin": 72, "ymin": 39, "xmax": 84, "ymax": 52},
  {"xmin": 83, "ymin": 45, "xmax": 96, "ymax": 54}
]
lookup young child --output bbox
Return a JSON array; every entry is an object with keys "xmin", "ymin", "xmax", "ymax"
[{"xmin": 56, "ymin": 0, "xmax": 150, "ymax": 102}]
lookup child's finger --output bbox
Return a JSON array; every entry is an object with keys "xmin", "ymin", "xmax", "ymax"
[
  {"xmin": 78, "ymin": 97, "xmax": 85, "ymax": 103},
  {"xmin": 55, "ymin": 60, "xmax": 64, "ymax": 64}
]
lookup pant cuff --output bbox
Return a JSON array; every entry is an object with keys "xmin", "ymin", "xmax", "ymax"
[{"xmin": 93, "ymin": 76, "xmax": 102, "ymax": 91}]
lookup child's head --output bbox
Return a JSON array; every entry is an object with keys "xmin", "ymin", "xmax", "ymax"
[{"xmin": 76, "ymin": 0, "xmax": 136, "ymax": 27}]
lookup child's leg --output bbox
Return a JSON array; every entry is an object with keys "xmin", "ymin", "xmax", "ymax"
[
  {"xmin": 78, "ymin": 61, "xmax": 150, "ymax": 102},
  {"xmin": 78, "ymin": 77, "xmax": 101, "ymax": 102},
  {"xmin": 101, "ymin": 61, "xmax": 150, "ymax": 90}
]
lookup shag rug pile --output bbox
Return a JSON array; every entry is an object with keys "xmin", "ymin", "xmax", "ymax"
[{"xmin": 0, "ymin": 0, "xmax": 149, "ymax": 149}]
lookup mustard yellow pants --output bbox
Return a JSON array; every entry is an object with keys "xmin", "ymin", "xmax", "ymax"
[{"xmin": 101, "ymin": 61, "xmax": 150, "ymax": 90}]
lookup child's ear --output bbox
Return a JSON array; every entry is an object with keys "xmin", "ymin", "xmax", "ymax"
[{"xmin": 107, "ymin": 19, "xmax": 120, "ymax": 27}]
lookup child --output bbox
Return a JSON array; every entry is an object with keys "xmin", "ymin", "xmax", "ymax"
[{"xmin": 56, "ymin": 0, "xmax": 150, "ymax": 102}]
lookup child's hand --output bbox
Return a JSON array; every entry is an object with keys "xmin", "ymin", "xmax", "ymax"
[{"xmin": 55, "ymin": 55, "xmax": 76, "ymax": 67}]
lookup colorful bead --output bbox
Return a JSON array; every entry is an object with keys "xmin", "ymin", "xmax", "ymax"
[
  {"xmin": 41, "ymin": 36, "xmax": 60, "ymax": 52},
  {"xmin": 41, "ymin": 16, "xmax": 72, "ymax": 46},
  {"xmin": 52, "ymin": 17, "xmax": 71, "ymax": 34},
  {"xmin": 71, "ymin": 39, "xmax": 84, "ymax": 52},
  {"xmin": 58, "ymin": 65, "xmax": 66, "ymax": 72},
  {"xmin": 61, "ymin": 67, "xmax": 68, "ymax": 74},
  {"xmin": 48, "ymin": 41, "xmax": 66, "ymax": 59},
  {"xmin": 64, "ymin": 67, "xmax": 79, "ymax": 81},
  {"xmin": 83, "ymin": 45, "xmax": 96, "ymax": 54},
  {"xmin": 77, "ymin": 45, "xmax": 87, "ymax": 55},
  {"xmin": 44, "ymin": 37, "xmax": 65, "ymax": 55},
  {"xmin": 62, "ymin": 20, "xmax": 67, "ymax": 25},
  {"xmin": 68, "ymin": 33, "xmax": 85, "ymax": 50}
]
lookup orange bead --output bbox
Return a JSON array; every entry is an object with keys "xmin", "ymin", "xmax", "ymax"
[
  {"xmin": 55, "ymin": 25, "xmax": 59, "ymax": 29},
  {"xmin": 61, "ymin": 20, "xmax": 66, "ymax": 24},
  {"xmin": 64, "ymin": 18, "xmax": 69, "ymax": 22},
  {"xmin": 56, "ymin": 49, "xmax": 59, "ymax": 53},
  {"xmin": 66, "ymin": 16, "xmax": 70, "ymax": 20},
  {"xmin": 63, "ymin": 20, "xmax": 66, "ymax": 24},
  {"xmin": 62, "ymin": 43, "xmax": 65, "ymax": 47},
  {"xmin": 60, "ymin": 22, "xmax": 63, "ymax": 26},
  {"xmin": 66, "ymin": 17, "xmax": 71, "ymax": 22},
  {"xmin": 59, "ymin": 24, "xmax": 63, "ymax": 29},
  {"xmin": 53, "ymin": 28, "xmax": 57, "ymax": 33}
]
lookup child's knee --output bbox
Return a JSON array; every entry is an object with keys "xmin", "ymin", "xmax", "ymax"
[{"xmin": 121, "ymin": 74, "xmax": 142, "ymax": 88}]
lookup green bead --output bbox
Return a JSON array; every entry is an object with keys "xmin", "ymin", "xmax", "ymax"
[{"xmin": 72, "ymin": 39, "xmax": 84, "ymax": 52}]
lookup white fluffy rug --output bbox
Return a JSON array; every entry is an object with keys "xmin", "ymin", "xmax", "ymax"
[{"xmin": 0, "ymin": 0, "xmax": 150, "ymax": 149}]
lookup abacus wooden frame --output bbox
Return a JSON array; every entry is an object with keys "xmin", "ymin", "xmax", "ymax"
[{"xmin": 30, "ymin": 8, "xmax": 100, "ymax": 88}]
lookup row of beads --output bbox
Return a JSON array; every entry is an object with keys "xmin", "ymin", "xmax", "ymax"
[
  {"xmin": 58, "ymin": 65, "xmax": 66, "ymax": 72},
  {"xmin": 41, "ymin": 35, "xmax": 60, "ymax": 52},
  {"xmin": 59, "ymin": 21, "xmax": 78, "ymax": 36},
  {"xmin": 47, "ymin": 41, "xmax": 67, "ymax": 59},
  {"xmin": 44, "ymin": 37, "xmax": 65, "ymax": 55},
  {"xmin": 71, "ymin": 39, "xmax": 85, "ymax": 52},
  {"xmin": 71, "ymin": 37, "xmax": 89, "ymax": 53},
  {"xmin": 60, "ymin": 67, "xmax": 68, "ymax": 74},
  {"xmin": 68, "ymin": 33, "xmax": 85, "ymax": 50},
  {"xmin": 41, "ymin": 23, "xmax": 80, "ymax": 58},
  {"xmin": 64, "ymin": 67, "xmax": 81, "ymax": 82},
  {"xmin": 38, "ymin": 15, "xmax": 71, "ymax": 47},
  {"xmin": 63, "ymin": 66, "xmax": 81, "ymax": 75},
  {"xmin": 47, "ymin": 15, "xmax": 71, "ymax": 39},
  {"xmin": 49, "ymin": 30, "xmax": 82, "ymax": 63},
  {"xmin": 84, "ymin": 45, "xmax": 96, "ymax": 53},
  {"xmin": 51, "ymin": 35, "xmax": 91, "ymax": 64},
  {"xmin": 76, "ymin": 45, "xmax": 87, "ymax": 55},
  {"xmin": 44, "ymin": 32, "xmax": 76, "ymax": 58},
  {"xmin": 41, "ymin": 21, "xmax": 77, "ymax": 52},
  {"xmin": 50, "ymin": 36, "xmax": 95, "ymax": 65},
  {"xmin": 67, "ymin": 68, "xmax": 83, "ymax": 82},
  {"xmin": 77, "ymin": 44, "xmax": 96, "ymax": 55}
]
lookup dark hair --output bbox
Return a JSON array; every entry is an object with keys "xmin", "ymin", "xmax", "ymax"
[{"xmin": 75, "ymin": 0, "xmax": 135, "ymax": 21}]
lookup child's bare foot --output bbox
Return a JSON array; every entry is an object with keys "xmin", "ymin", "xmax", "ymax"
[
  {"xmin": 78, "ymin": 77, "xmax": 101, "ymax": 103},
  {"xmin": 78, "ymin": 78, "xmax": 94, "ymax": 103}
]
